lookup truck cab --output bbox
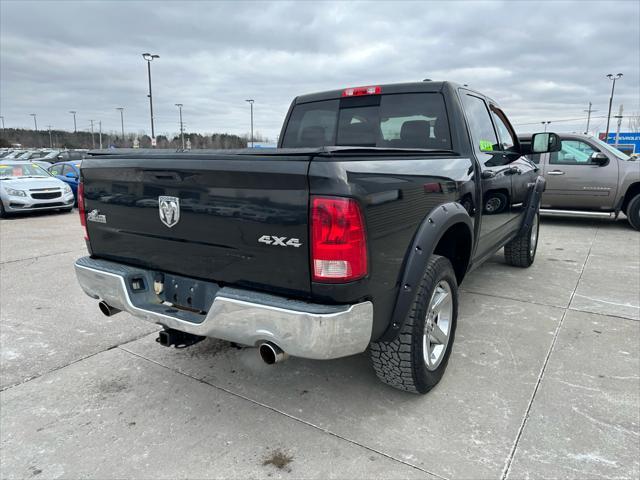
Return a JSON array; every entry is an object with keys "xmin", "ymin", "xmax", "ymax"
[{"xmin": 526, "ymin": 133, "xmax": 640, "ymax": 229}]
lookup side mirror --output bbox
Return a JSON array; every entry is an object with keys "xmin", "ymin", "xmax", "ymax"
[
  {"xmin": 531, "ymin": 132, "xmax": 561, "ymax": 153},
  {"xmin": 65, "ymin": 172, "xmax": 78, "ymax": 179},
  {"xmin": 591, "ymin": 152, "xmax": 608, "ymax": 166}
]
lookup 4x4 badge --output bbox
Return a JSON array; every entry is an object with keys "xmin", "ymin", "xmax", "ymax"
[
  {"xmin": 258, "ymin": 235, "xmax": 302, "ymax": 247},
  {"xmin": 159, "ymin": 196, "xmax": 180, "ymax": 228}
]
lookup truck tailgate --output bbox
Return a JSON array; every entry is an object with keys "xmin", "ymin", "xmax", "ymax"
[{"xmin": 81, "ymin": 154, "xmax": 312, "ymax": 296}]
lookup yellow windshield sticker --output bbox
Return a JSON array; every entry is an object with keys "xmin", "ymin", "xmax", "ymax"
[{"xmin": 479, "ymin": 140, "xmax": 494, "ymax": 151}]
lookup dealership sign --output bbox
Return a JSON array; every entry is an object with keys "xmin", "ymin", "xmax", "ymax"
[{"xmin": 599, "ymin": 132, "xmax": 640, "ymax": 155}]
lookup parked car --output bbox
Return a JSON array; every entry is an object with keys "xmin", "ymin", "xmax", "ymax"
[
  {"xmin": 48, "ymin": 161, "xmax": 81, "ymax": 201},
  {"xmin": 0, "ymin": 149, "xmax": 19, "ymax": 158},
  {"xmin": 56, "ymin": 150, "xmax": 86, "ymax": 162},
  {"xmin": 0, "ymin": 161, "xmax": 75, "ymax": 217},
  {"xmin": 74, "ymin": 81, "xmax": 560, "ymax": 394},
  {"xmin": 524, "ymin": 133, "xmax": 640, "ymax": 230},
  {"xmin": 2, "ymin": 150, "xmax": 26, "ymax": 159},
  {"xmin": 38, "ymin": 150, "xmax": 64, "ymax": 163},
  {"xmin": 16, "ymin": 150, "xmax": 52, "ymax": 161}
]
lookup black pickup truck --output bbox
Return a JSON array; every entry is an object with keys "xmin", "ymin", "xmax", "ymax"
[{"xmin": 75, "ymin": 81, "xmax": 560, "ymax": 394}]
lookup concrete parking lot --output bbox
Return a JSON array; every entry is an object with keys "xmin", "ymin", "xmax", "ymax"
[{"xmin": 1, "ymin": 211, "xmax": 638, "ymax": 479}]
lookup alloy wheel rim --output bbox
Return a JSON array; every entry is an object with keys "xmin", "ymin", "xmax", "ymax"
[
  {"xmin": 423, "ymin": 280, "xmax": 453, "ymax": 371},
  {"xmin": 485, "ymin": 198, "xmax": 501, "ymax": 212}
]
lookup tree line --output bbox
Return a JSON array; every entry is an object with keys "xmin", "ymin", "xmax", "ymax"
[{"xmin": 0, "ymin": 128, "xmax": 252, "ymax": 150}]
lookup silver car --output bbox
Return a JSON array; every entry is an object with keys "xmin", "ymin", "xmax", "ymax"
[{"xmin": 0, "ymin": 161, "xmax": 75, "ymax": 217}]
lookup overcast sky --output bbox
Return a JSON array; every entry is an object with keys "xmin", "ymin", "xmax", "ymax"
[{"xmin": 1, "ymin": 0, "xmax": 639, "ymax": 141}]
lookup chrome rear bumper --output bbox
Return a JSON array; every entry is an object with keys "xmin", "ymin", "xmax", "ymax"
[{"xmin": 74, "ymin": 257, "xmax": 373, "ymax": 360}]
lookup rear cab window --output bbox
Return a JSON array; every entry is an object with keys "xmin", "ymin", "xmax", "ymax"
[{"xmin": 281, "ymin": 93, "xmax": 451, "ymax": 150}]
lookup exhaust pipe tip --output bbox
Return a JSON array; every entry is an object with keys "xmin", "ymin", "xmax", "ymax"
[
  {"xmin": 258, "ymin": 342, "xmax": 289, "ymax": 365},
  {"xmin": 98, "ymin": 301, "xmax": 121, "ymax": 317}
]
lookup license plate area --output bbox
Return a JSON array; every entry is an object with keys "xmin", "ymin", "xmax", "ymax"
[{"xmin": 157, "ymin": 273, "xmax": 220, "ymax": 314}]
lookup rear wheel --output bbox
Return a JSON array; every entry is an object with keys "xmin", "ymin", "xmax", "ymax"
[
  {"xmin": 504, "ymin": 213, "xmax": 539, "ymax": 267},
  {"xmin": 626, "ymin": 194, "xmax": 640, "ymax": 231},
  {"xmin": 370, "ymin": 255, "xmax": 458, "ymax": 394}
]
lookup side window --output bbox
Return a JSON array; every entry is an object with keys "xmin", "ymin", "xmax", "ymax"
[
  {"xmin": 62, "ymin": 164, "xmax": 75, "ymax": 176},
  {"xmin": 490, "ymin": 108, "xmax": 517, "ymax": 150},
  {"xmin": 461, "ymin": 94, "xmax": 498, "ymax": 165},
  {"xmin": 550, "ymin": 140, "xmax": 597, "ymax": 165},
  {"xmin": 49, "ymin": 165, "xmax": 63, "ymax": 176},
  {"xmin": 281, "ymin": 100, "xmax": 339, "ymax": 147}
]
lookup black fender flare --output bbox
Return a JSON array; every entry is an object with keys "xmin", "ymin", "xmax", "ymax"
[
  {"xmin": 379, "ymin": 202, "xmax": 473, "ymax": 342},
  {"xmin": 519, "ymin": 175, "xmax": 546, "ymax": 235}
]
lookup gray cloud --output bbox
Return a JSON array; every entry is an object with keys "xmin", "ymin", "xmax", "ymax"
[{"xmin": 1, "ymin": 0, "xmax": 638, "ymax": 141}]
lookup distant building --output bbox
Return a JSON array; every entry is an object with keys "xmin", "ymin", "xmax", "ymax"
[{"xmin": 599, "ymin": 132, "xmax": 640, "ymax": 156}]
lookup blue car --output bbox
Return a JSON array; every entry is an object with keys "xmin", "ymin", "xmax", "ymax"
[{"xmin": 48, "ymin": 161, "xmax": 81, "ymax": 203}]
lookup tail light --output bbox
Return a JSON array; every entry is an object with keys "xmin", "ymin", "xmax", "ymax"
[
  {"xmin": 342, "ymin": 85, "xmax": 381, "ymax": 97},
  {"xmin": 311, "ymin": 197, "xmax": 367, "ymax": 282},
  {"xmin": 78, "ymin": 181, "xmax": 88, "ymax": 241}
]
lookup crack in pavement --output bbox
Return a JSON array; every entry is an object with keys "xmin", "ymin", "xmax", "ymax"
[
  {"xmin": 0, "ymin": 329, "xmax": 157, "ymax": 392},
  {"xmin": 118, "ymin": 345, "xmax": 449, "ymax": 480},
  {"xmin": 500, "ymin": 224, "xmax": 600, "ymax": 480},
  {"xmin": 1, "ymin": 248, "xmax": 86, "ymax": 265}
]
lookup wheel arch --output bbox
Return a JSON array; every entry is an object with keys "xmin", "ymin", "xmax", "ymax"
[
  {"xmin": 621, "ymin": 182, "xmax": 640, "ymax": 213},
  {"xmin": 379, "ymin": 202, "xmax": 473, "ymax": 342}
]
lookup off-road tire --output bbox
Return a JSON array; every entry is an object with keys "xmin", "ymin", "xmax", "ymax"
[
  {"xmin": 626, "ymin": 194, "xmax": 640, "ymax": 231},
  {"xmin": 370, "ymin": 255, "xmax": 458, "ymax": 394},
  {"xmin": 504, "ymin": 212, "xmax": 540, "ymax": 267}
]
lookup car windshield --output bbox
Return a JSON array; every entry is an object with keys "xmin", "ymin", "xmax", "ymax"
[
  {"xmin": 281, "ymin": 92, "xmax": 452, "ymax": 149},
  {"xmin": 592, "ymin": 137, "xmax": 631, "ymax": 160},
  {"xmin": 0, "ymin": 163, "xmax": 50, "ymax": 179}
]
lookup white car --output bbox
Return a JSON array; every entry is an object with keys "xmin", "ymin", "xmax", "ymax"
[{"xmin": 0, "ymin": 161, "xmax": 75, "ymax": 217}]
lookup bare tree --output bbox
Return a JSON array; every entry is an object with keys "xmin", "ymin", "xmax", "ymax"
[{"xmin": 628, "ymin": 112, "xmax": 640, "ymax": 132}]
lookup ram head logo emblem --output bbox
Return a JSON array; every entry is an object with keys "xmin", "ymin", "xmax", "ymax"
[{"xmin": 158, "ymin": 196, "xmax": 180, "ymax": 228}]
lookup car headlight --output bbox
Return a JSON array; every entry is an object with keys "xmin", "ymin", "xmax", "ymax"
[
  {"xmin": 63, "ymin": 185, "xmax": 72, "ymax": 194},
  {"xmin": 5, "ymin": 187, "xmax": 26, "ymax": 197}
]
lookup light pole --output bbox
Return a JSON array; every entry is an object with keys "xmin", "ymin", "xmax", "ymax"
[
  {"xmin": 175, "ymin": 103, "xmax": 185, "ymax": 150},
  {"xmin": 541, "ymin": 121, "xmax": 551, "ymax": 132},
  {"xmin": 99, "ymin": 121, "xmax": 103, "ymax": 149},
  {"xmin": 245, "ymin": 99, "xmax": 254, "ymax": 148},
  {"xmin": 69, "ymin": 111, "xmax": 77, "ymax": 133},
  {"xmin": 89, "ymin": 120, "xmax": 95, "ymax": 149},
  {"xmin": 116, "ymin": 107, "xmax": 125, "ymax": 145},
  {"xmin": 142, "ymin": 53, "xmax": 160, "ymax": 145},
  {"xmin": 30, "ymin": 113, "xmax": 38, "ymax": 131},
  {"xmin": 583, "ymin": 102, "xmax": 597, "ymax": 135},
  {"xmin": 605, "ymin": 73, "xmax": 623, "ymax": 144}
]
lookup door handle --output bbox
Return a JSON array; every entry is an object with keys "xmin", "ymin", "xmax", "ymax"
[
  {"xmin": 505, "ymin": 166, "xmax": 521, "ymax": 175},
  {"xmin": 547, "ymin": 170, "xmax": 565, "ymax": 175}
]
